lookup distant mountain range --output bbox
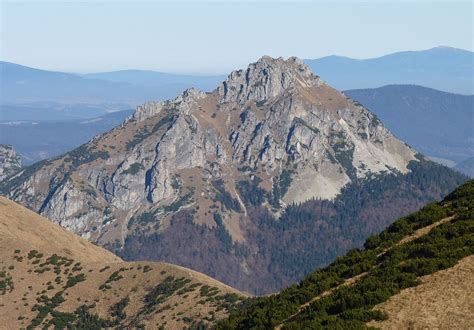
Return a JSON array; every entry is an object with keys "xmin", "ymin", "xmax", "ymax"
[
  {"xmin": 2, "ymin": 46, "xmax": 472, "ymax": 118},
  {"xmin": 0, "ymin": 103, "xmax": 112, "ymax": 122},
  {"xmin": 84, "ymin": 70, "xmax": 225, "ymax": 91},
  {"xmin": 345, "ymin": 85, "xmax": 474, "ymax": 164},
  {"xmin": 0, "ymin": 110, "xmax": 133, "ymax": 164},
  {"xmin": 1, "ymin": 62, "xmax": 154, "ymax": 109},
  {"xmin": 305, "ymin": 46, "xmax": 473, "ymax": 94},
  {"xmin": 455, "ymin": 157, "xmax": 474, "ymax": 178},
  {"xmin": 0, "ymin": 61, "xmax": 223, "ymax": 112}
]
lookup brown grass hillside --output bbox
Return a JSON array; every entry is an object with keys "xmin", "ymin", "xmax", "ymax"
[
  {"xmin": 368, "ymin": 255, "xmax": 474, "ymax": 329},
  {"xmin": 0, "ymin": 196, "xmax": 246, "ymax": 329}
]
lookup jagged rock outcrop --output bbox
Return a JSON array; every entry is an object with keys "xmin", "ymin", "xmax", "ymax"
[
  {"xmin": 218, "ymin": 56, "xmax": 321, "ymax": 103},
  {"xmin": 2, "ymin": 55, "xmax": 417, "ymax": 241},
  {"xmin": 3, "ymin": 56, "xmax": 463, "ymax": 294},
  {"xmin": 0, "ymin": 144, "xmax": 21, "ymax": 181}
]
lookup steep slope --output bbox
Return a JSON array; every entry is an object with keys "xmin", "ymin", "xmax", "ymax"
[
  {"xmin": 0, "ymin": 144, "xmax": 21, "ymax": 181},
  {"xmin": 305, "ymin": 46, "xmax": 474, "ymax": 94},
  {"xmin": 345, "ymin": 85, "xmax": 474, "ymax": 163},
  {"xmin": 0, "ymin": 196, "xmax": 245, "ymax": 329},
  {"xmin": 1, "ymin": 56, "xmax": 467, "ymax": 294},
  {"xmin": 220, "ymin": 180, "xmax": 474, "ymax": 329},
  {"xmin": 367, "ymin": 256, "xmax": 473, "ymax": 329}
]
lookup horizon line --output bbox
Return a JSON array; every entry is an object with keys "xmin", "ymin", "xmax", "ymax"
[{"xmin": 1, "ymin": 45, "xmax": 472, "ymax": 76}]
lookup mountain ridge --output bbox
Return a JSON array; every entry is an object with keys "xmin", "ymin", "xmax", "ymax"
[
  {"xmin": 1, "ymin": 56, "xmax": 467, "ymax": 294},
  {"xmin": 3, "ymin": 55, "xmax": 417, "ymax": 230},
  {"xmin": 0, "ymin": 61, "xmax": 222, "ymax": 111},
  {"xmin": 305, "ymin": 46, "xmax": 474, "ymax": 94},
  {"xmin": 83, "ymin": 69, "xmax": 225, "ymax": 91}
]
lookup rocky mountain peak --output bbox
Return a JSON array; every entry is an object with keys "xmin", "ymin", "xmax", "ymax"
[
  {"xmin": 1, "ymin": 56, "xmax": 426, "ymax": 294},
  {"xmin": 217, "ymin": 56, "xmax": 321, "ymax": 104}
]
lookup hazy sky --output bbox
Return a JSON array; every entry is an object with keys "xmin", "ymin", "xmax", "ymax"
[{"xmin": 1, "ymin": 1, "xmax": 472, "ymax": 74}]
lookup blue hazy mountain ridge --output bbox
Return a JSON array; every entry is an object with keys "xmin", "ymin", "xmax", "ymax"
[
  {"xmin": 455, "ymin": 157, "xmax": 474, "ymax": 178},
  {"xmin": 83, "ymin": 70, "xmax": 225, "ymax": 90},
  {"xmin": 0, "ymin": 61, "xmax": 157, "ymax": 108},
  {"xmin": 0, "ymin": 104, "xmax": 110, "ymax": 122},
  {"xmin": 305, "ymin": 46, "xmax": 473, "ymax": 94},
  {"xmin": 345, "ymin": 85, "xmax": 473, "ymax": 164},
  {"xmin": 0, "ymin": 109, "xmax": 133, "ymax": 164},
  {"xmin": 0, "ymin": 61, "xmax": 223, "ymax": 111},
  {"xmin": 2, "ymin": 46, "xmax": 472, "ymax": 121}
]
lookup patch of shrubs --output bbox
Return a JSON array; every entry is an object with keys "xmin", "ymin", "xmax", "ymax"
[
  {"xmin": 100, "ymin": 268, "xmax": 126, "ymax": 291},
  {"xmin": 65, "ymin": 144, "xmax": 110, "ymax": 168},
  {"xmin": 212, "ymin": 179, "xmax": 241, "ymax": 212},
  {"xmin": 218, "ymin": 180, "xmax": 474, "ymax": 329},
  {"xmin": 236, "ymin": 176, "xmax": 266, "ymax": 206},
  {"xmin": 163, "ymin": 193, "xmax": 193, "ymax": 213},
  {"xmin": 65, "ymin": 273, "xmax": 86, "ymax": 288},
  {"xmin": 27, "ymin": 250, "xmax": 42, "ymax": 260},
  {"xmin": 143, "ymin": 276, "xmax": 192, "ymax": 313},
  {"xmin": 0, "ymin": 271, "xmax": 14, "ymax": 294},
  {"xmin": 110, "ymin": 297, "xmax": 130, "ymax": 321},
  {"xmin": 122, "ymin": 163, "xmax": 144, "ymax": 175}
]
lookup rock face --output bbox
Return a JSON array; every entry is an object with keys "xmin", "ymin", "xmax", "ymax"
[
  {"xmin": 4, "ymin": 56, "xmax": 463, "ymax": 294},
  {"xmin": 0, "ymin": 144, "xmax": 21, "ymax": 181},
  {"xmin": 4, "ymin": 56, "xmax": 415, "ymax": 233}
]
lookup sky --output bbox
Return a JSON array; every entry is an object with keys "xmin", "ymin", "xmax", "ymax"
[{"xmin": 0, "ymin": 1, "xmax": 472, "ymax": 74}]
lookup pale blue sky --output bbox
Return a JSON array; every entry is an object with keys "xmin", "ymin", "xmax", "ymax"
[{"xmin": 1, "ymin": 1, "xmax": 472, "ymax": 74}]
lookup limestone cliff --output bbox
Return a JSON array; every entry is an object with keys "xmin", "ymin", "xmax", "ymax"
[{"xmin": 0, "ymin": 144, "xmax": 21, "ymax": 181}]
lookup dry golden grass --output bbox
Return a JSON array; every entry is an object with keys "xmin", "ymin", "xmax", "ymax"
[
  {"xmin": 0, "ymin": 197, "xmax": 246, "ymax": 329},
  {"xmin": 368, "ymin": 255, "xmax": 474, "ymax": 329},
  {"xmin": 0, "ymin": 197, "xmax": 120, "ymax": 264}
]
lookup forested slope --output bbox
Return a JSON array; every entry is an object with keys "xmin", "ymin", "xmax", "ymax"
[{"xmin": 219, "ymin": 180, "xmax": 474, "ymax": 329}]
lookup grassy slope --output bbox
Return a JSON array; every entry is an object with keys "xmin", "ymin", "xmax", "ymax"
[
  {"xmin": 219, "ymin": 180, "xmax": 474, "ymax": 329},
  {"xmin": 367, "ymin": 255, "xmax": 473, "ymax": 329},
  {"xmin": 0, "ymin": 197, "xmax": 246, "ymax": 329}
]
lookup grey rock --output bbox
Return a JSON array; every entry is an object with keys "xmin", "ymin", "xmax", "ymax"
[
  {"xmin": 0, "ymin": 144, "xmax": 22, "ymax": 181},
  {"xmin": 2, "ymin": 56, "xmax": 416, "ymax": 245}
]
